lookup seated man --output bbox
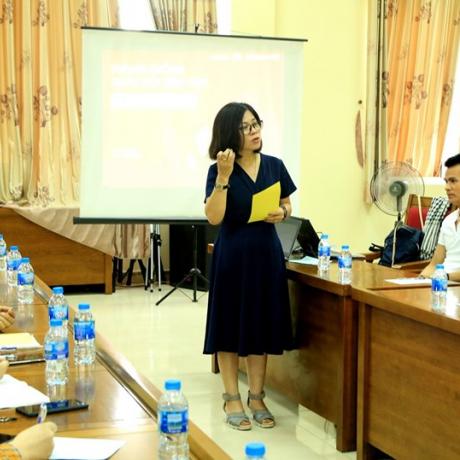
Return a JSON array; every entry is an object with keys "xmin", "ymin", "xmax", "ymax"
[
  {"xmin": 0, "ymin": 357, "xmax": 57, "ymax": 460},
  {"xmin": 421, "ymin": 153, "xmax": 460, "ymax": 280},
  {"xmin": 0, "ymin": 307, "xmax": 15, "ymax": 332}
]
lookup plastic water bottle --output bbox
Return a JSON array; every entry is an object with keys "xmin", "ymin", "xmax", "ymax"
[
  {"xmin": 318, "ymin": 234, "xmax": 331, "ymax": 274},
  {"xmin": 6, "ymin": 245, "xmax": 22, "ymax": 286},
  {"xmin": 0, "ymin": 234, "xmax": 6, "ymax": 271},
  {"xmin": 74, "ymin": 303, "xmax": 96, "ymax": 365},
  {"xmin": 48, "ymin": 287, "xmax": 69, "ymax": 329},
  {"xmin": 338, "ymin": 245, "xmax": 352, "ymax": 284},
  {"xmin": 17, "ymin": 257, "xmax": 35, "ymax": 304},
  {"xmin": 158, "ymin": 379, "xmax": 189, "ymax": 460},
  {"xmin": 432, "ymin": 263, "xmax": 448, "ymax": 312},
  {"xmin": 44, "ymin": 318, "xmax": 69, "ymax": 385},
  {"xmin": 245, "ymin": 442, "xmax": 266, "ymax": 459}
]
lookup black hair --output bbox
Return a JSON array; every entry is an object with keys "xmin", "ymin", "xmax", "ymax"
[
  {"xmin": 444, "ymin": 153, "xmax": 460, "ymax": 168},
  {"xmin": 208, "ymin": 102, "xmax": 262, "ymax": 160}
]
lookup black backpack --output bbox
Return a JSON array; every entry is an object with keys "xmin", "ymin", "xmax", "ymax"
[{"xmin": 378, "ymin": 224, "xmax": 424, "ymax": 267}]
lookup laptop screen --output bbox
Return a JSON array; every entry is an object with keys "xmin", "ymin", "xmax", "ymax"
[
  {"xmin": 297, "ymin": 218, "xmax": 320, "ymax": 258},
  {"xmin": 275, "ymin": 217, "xmax": 302, "ymax": 260}
]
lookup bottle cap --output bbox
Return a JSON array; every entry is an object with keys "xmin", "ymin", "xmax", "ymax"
[
  {"xmin": 245, "ymin": 442, "xmax": 266, "ymax": 457},
  {"xmin": 164, "ymin": 379, "xmax": 181, "ymax": 391},
  {"xmin": 50, "ymin": 319, "xmax": 63, "ymax": 327},
  {"xmin": 10, "ymin": 245, "xmax": 18, "ymax": 251},
  {"xmin": 341, "ymin": 245, "xmax": 349, "ymax": 250},
  {"xmin": 321, "ymin": 234, "xmax": 328, "ymax": 239},
  {"xmin": 0, "ymin": 234, "xmax": 3, "ymax": 239},
  {"xmin": 435, "ymin": 264, "xmax": 445, "ymax": 270},
  {"xmin": 21, "ymin": 257, "xmax": 30, "ymax": 263},
  {"xmin": 78, "ymin": 303, "xmax": 90, "ymax": 311},
  {"xmin": 52, "ymin": 286, "xmax": 64, "ymax": 295}
]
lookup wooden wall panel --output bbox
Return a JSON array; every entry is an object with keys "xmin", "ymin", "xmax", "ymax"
[{"xmin": 0, "ymin": 208, "xmax": 112, "ymax": 293}]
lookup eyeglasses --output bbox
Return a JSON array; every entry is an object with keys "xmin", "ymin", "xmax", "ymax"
[{"xmin": 239, "ymin": 120, "xmax": 263, "ymax": 135}]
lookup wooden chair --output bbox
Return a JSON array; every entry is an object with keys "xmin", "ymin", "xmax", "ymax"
[{"xmin": 365, "ymin": 194, "xmax": 438, "ymax": 270}]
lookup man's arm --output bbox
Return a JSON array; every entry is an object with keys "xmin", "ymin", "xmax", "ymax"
[{"xmin": 420, "ymin": 244, "xmax": 446, "ymax": 278}]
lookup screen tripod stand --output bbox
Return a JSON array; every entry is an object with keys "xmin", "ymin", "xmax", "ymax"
[
  {"xmin": 145, "ymin": 224, "xmax": 164, "ymax": 292},
  {"xmin": 156, "ymin": 224, "xmax": 208, "ymax": 305}
]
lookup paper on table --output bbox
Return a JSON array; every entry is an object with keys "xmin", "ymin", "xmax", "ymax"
[
  {"xmin": 0, "ymin": 374, "xmax": 49, "ymax": 409},
  {"xmin": 385, "ymin": 277, "xmax": 432, "ymax": 285},
  {"xmin": 248, "ymin": 181, "xmax": 281, "ymax": 223},
  {"xmin": 50, "ymin": 437, "xmax": 126, "ymax": 460},
  {"xmin": 289, "ymin": 255, "xmax": 318, "ymax": 266},
  {"xmin": 0, "ymin": 333, "xmax": 42, "ymax": 349}
]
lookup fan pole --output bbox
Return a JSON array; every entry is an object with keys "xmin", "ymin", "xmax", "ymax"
[{"xmin": 391, "ymin": 208, "xmax": 403, "ymax": 267}]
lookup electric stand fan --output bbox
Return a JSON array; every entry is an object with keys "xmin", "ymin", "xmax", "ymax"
[{"xmin": 370, "ymin": 161, "xmax": 425, "ymax": 266}]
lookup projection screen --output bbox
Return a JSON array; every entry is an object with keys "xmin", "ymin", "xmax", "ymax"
[{"xmin": 80, "ymin": 28, "xmax": 305, "ymax": 220}]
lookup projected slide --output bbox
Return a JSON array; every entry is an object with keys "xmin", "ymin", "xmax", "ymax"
[{"xmin": 81, "ymin": 29, "xmax": 304, "ymax": 219}]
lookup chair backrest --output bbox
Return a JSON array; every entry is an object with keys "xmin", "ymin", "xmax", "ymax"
[{"xmin": 404, "ymin": 195, "xmax": 433, "ymax": 229}]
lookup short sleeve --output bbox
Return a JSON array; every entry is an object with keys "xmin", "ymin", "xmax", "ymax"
[
  {"xmin": 438, "ymin": 220, "xmax": 447, "ymax": 247},
  {"xmin": 204, "ymin": 163, "xmax": 218, "ymax": 202},
  {"xmin": 279, "ymin": 160, "xmax": 297, "ymax": 199}
]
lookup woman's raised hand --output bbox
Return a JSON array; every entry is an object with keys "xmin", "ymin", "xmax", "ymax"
[{"xmin": 216, "ymin": 149, "xmax": 235, "ymax": 181}]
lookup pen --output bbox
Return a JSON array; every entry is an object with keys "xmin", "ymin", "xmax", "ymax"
[
  {"xmin": 37, "ymin": 403, "xmax": 47, "ymax": 424},
  {"xmin": 0, "ymin": 347, "xmax": 17, "ymax": 352},
  {"xmin": 0, "ymin": 417, "xmax": 17, "ymax": 423}
]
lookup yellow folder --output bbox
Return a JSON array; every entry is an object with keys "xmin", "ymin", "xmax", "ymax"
[{"xmin": 248, "ymin": 181, "xmax": 281, "ymax": 223}]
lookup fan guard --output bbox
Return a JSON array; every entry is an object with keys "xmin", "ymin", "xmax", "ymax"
[{"xmin": 370, "ymin": 161, "xmax": 425, "ymax": 217}]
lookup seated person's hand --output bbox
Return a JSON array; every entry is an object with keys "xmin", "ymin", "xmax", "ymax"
[
  {"xmin": 0, "ymin": 357, "xmax": 8, "ymax": 380},
  {"xmin": 0, "ymin": 306, "xmax": 15, "ymax": 331},
  {"xmin": 10, "ymin": 422, "xmax": 57, "ymax": 460}
]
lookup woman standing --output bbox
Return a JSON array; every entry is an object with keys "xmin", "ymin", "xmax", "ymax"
[{"xmin": 204, "ymin": 102, "xmax": 297, "ymax": 431}]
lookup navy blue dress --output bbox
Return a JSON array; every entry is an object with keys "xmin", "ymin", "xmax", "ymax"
[{"xmin": 203, "ymin": 153, "xmax": 297, "ymax": 356}]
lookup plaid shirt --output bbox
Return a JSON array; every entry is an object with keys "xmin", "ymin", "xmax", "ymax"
[{"xmin": 419, "ymin": 197, "xmax": 451, "ymax": 260}]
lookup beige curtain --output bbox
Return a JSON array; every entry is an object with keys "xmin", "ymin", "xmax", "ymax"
[
  {"xmin": 0, "ymin": 1, "xmax": 150, "ymax": 260},
  {"xmin": 364, "ymin": 0, "xmax": 390, "ymax": 202},
  {"xmin": 386, "ymin": 0, "xmax": 460, "ymax": 176},
  {"xmin": 149, "ymin": 0, "xmax": 217, "ymax": 32},
  {"xmin": 0, "ymin": 0, "xmax": 119, "ymax": 206}
]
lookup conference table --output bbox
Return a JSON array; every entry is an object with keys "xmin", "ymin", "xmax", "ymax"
[
  {"xmin": 261, "ymin": 260, "xmax": 422, "ymax": 452},
  {"xmin": 352, "ymin": 283, "xmax": 460, "ymax": 460},
  {"xmin": 0, "ymin": 273, "xmax": 230, "ymax": 460}
]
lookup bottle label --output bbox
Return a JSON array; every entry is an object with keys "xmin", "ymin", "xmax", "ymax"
[
  {"xmin": 0, "ymin": 246, "xmax": 6, "ymax": 257},
  {"xmin": 6, "ymin": 258, "xmax": 21, "ymax": 270},
  {"xmin": 17, "ymin": 272, "xmax": 34, "ymax": 286},
  {"xmin": 159, "ymin": 409, "xmax": 188, "ymax": 434},
  {"xmin": 45, "ymin": 340, "xmax": 69, "ymax": 360},
  {"xmin": 49, "ymin": 305, "xmax": 69, "ymax": 321},
  {"xmin": 338, "ymin": 256, "xmax": 352, "ymax": 269},
  {"xmin": 74, "ymin": 320, "xmax": 95, "ymax": 340},
  {"xmin": 318, "ymin": 246, "xmax": 331, "ymax": 257},
  {"xmin": 432, "ymin": 278, "xmax": 447, "ymax": 292}
]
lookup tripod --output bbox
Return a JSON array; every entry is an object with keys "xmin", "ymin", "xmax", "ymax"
[
  {"xmin": 156, "ymin": 224, "xmax": 208, "ymax": 305},
  {"xmin": 145, "ymin": 224, "xmax": 163, "ymax": 292}
]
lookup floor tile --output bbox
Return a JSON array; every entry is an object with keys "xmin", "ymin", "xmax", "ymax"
[{"xmin": 68, "ymin": 285, "xmax": 357, "ymax": 460}]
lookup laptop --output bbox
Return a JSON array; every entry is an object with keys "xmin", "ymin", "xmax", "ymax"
[
  {"xmin": 297, "ymin": 218, "xmax": 321, "ymax": 258},
  {"xmin": 275, "ymin": 217, "xmax": 303, "ymax": 260}
]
